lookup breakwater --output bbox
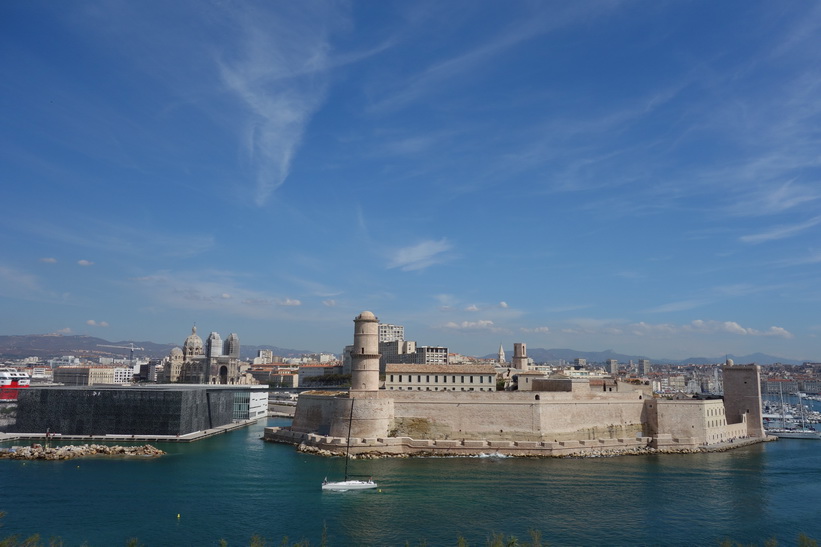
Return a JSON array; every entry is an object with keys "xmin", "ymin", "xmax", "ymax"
[{"xmin": 0, "ymin": 443, "xmax": 164, "ymax": 460}]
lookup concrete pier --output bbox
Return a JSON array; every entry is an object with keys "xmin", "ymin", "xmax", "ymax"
[{"xmin": 0, "ymin": 418, "xmax": 261, "ymax": 444}]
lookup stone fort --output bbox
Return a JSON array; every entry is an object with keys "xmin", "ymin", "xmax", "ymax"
[{"xmin": 265, "ymin": 311, "xmax": 766, "ymax": 456}]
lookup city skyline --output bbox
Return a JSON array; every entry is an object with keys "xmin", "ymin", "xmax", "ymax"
[{"xmin": 2, "ymin": 2, "xmax": 821, "ymax": 361}]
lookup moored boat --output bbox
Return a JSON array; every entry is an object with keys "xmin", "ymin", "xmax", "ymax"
[
  {"xmin": 321, "ymin": 478, "xmax": 377, "ymax": 491},
  {"xmin": 765, "ymin": 390, "xmax": 821, "ymax": 439},
  {"xmin": 0, "ymin": 367, "xmax": 31, "ymax": 401},
  {"xmin": 767, "ymin": 428, "xmax": 821, "ymax": 440},
  {"xmin": 321, "ymin": 398, "xmax": 378, "ymax": 492}
]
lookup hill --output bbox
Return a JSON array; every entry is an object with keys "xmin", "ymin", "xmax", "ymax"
[
  {"xmin": 0, "ymin": 334, "xmax": 311, "ymax": 361},
  {"xmin": 1, "ymin": 334, "xmax": 806, "ymax": 365}
]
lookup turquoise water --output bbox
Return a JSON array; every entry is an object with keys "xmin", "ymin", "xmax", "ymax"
[{"xmin": 3, "ymin": 417, "xmax": 821, "ymax": 546}]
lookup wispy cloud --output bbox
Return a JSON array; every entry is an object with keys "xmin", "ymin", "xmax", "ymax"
[
  {"xmin": 687, "ymin": 319, "xmax": 793, "ymax": 338},
  {"xmin": 644, "ymin": 299, "xmax": 711, "ymax": 313},
  {"xmin": 630, "ymin": 319, "xmax": 794, "ymax": 339},
  {"xmin": 9, "ymin": 217, "xmax": 215, "ymax": 260},
  {"xmin": 133, "ymin": 270, "xmax": 299, "ymax": 318},
  {"xmin": 544, "ymin": 304, "xmax": 593, "ymax": 314},
  {"xmin": 40, "ymin": 257, "xmax": 57, "ymax": 264},
  {"xmin": 388, "ymin": 238, "xmax": 453, "ymax": 271},
  {"xmin": 77, "ymin": 259, "xmax": 94, "ymax": 267},
  {"xmin": 775, "ymin": 250, "xmax": 821, "ymax": 267},
  {"xmin": 731, "ymin": 182, "xmax": 821, "ymax": 217},
  {"xmin": 740, "ymin": 216, "xmax": 821, "ymax": 244},
  {"xmin": 0, "ymin": 265, "xmax": 42, "ymax": 296},
  {"xmin": 441, "ymin": 319, "xmax": 507, "ymax": 334},
  {"xmin": 521, "ymin": 326, "xmax": 550, "ymax": 334},
  {"xmin": 368, "ymin": 4, "xmax": 614, "ymax": 113},
  {"xmin": 216, "ymin": 7, "xmax": 341, "ymax": 206}
]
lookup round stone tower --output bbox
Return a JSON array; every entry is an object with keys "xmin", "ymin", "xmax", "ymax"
[{"xmin": 350, "ymin": 311, "xmax": 381, "ymax": 396}]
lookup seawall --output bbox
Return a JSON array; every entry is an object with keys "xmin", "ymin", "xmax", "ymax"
[{"xmin": 263, "ymin": 426, "xmax": 769, "ymax": 457}]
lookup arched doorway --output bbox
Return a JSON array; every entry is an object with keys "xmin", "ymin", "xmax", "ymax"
[{"xmin": 219, "ymin": 365, "xmax": 228, "ymax": 385}]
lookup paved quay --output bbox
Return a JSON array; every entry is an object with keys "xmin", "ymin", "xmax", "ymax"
[{"xmin": 0, "ymin": 418, "xmax": 262, "ymax": 444}]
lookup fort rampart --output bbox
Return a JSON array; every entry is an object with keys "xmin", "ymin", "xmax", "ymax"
[
  {"xmin": 264, "ymin": 426, "xmax": 765, "ymax": 457},
  {"xmin": 266, "ymin": 313, "xmax": 767, "ymax": 457}
]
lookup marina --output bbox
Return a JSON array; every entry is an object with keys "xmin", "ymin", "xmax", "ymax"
[{"xmin": 763, "ymin": 393, "xmax": 821, "ymax": 439}]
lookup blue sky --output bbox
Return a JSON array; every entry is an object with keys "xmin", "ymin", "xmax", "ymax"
[{"xmin": 2, "ymin": 1, "xmax": 820, "ymax": 361}]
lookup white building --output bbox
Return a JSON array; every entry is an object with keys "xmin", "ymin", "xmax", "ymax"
[
  {"xmin": 48, "ymin": 356, "xmax": 81, "ymax": 368},
  {"xmin": 378, "ymin": 323, "xmax": 405, "ymax": 343},
  {"xmin": 113, "ymin": 367, "xmax": 135, "ymax": 384},
  {"xmin": 385, "ymin": 364, "xmax": 496, "ymax": 392},
  {"xmin": 415, "ymin": 346, "xmax": 448, "ymax": 365}
]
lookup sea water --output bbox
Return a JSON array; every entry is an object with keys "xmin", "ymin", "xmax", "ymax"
[{"xmin": 2, "ymin": 417, "xmax": 821, "ymax": 546}]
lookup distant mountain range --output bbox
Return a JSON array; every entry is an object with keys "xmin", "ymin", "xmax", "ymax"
[
  {"xmin": 0, "ymin": 334, "xmax": 809, "ymax": 366},
  {"xmin": 0, "ymin": 334, "xmax": 311, "ymax": 361}
]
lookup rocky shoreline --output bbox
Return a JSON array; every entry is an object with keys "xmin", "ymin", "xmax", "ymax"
[
  {"xmin": 294, "ymin": 436, "xmax": 771, "ymax": 459},
  {"xmin": 0, "ymin": 443, "xmax": 165, "ymax": 460}
]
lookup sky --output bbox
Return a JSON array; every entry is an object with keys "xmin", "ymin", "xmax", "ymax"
[{"xmin": 2, "ymin": 1, "xmax": 821, "ymax": 362}]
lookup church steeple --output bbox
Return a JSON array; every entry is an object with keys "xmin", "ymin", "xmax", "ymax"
[{"xmin": 498, "ymin": 343, "xmax": 506, "ymax": 364}]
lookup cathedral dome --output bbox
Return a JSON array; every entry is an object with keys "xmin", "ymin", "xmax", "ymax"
[
  {"xmin": 183, "ymin": 326, "xmax": 203, "ymax": 357},
  {"xmin": 170, "ymin": 347, "xmax": 183, "ymax": 357}
]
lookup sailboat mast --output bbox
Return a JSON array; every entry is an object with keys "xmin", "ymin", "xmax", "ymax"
[
  {"xmin": 344, "ymin": 398, "xmax": 354, "ymax": 480},
  {"xmin": 799, "ymin": 392, "xmax": 806, "ymax": 429}
]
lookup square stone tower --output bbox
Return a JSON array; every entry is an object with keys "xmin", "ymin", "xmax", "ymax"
[{"xmin": 723, "ymin": 364, "xmax": 765, "ymax": 438}]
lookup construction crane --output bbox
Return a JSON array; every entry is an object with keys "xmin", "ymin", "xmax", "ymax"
[{"xmin": 97, "ymin": 343, "xmax": 144, "ymax": 363}]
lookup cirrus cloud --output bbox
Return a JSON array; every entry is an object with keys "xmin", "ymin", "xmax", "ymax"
[{"xmin": 388, "ymin": 238, "xmax": 453, "ymax": 271}]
